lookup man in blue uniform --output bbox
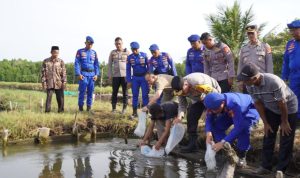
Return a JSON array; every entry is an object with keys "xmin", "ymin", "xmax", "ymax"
[
  {"xmin": 282, "ymin": 20, "xmax": 300, "ymax": 123},
  {"xmin": 126, "ymin": 42, "xmax": 149, "ymax": 118},
  {"xmin": 204, "ymin": 92, "xmax": 259, "ymax": 168},
  {"xmin": 148, "ymin": 44, "xmax": 177, "ymax": 76},
  {"xmin": 185, "ymin": 34, "xmax": 205, "ymax": 75},
  {"xmin": 74, "ymin": 36, "xmax": 100, "ymax": 111}
]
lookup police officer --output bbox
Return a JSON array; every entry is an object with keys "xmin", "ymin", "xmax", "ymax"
[
  {"xmin": 200, "ymin": 32, "xmax": 235, "ymax": 93},
  {"xmin": 186, "ymin": 34, "xmax": 205, "ymax": 75},
  {"xmin": 238, "ymin": 25, "xmax": 273, "ymax": 93},
  {"xmin": 126, "ymin": 42, "xmax": 149, "ymax": 118},
  {"xmin": 171, "ymin": 73, "xmax": 221, "ymax": 153},
  {"xmin": 148, "ymin": 44, "xmax": 177, "ymax": 76},
  {"xmin": 74, "ymin": 36, "xmax": 100, "ymax": 111},
  {"xmin": 282, "ymin": 20, "xmax": 300, "ymax": 122},
  {"xmin": 204, "ymin": 92, "xmax": 259, "ymax": 168},
  {"xmin": 238, "ymin": 63, "xmax": 298, "ymax": 174},
  {"xmin": 108, "ymin": 37, "xmax": 129, "ymax": 114}
]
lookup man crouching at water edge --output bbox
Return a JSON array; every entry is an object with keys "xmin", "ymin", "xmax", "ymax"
[
  {"xmin": 140, "ymin": 102, "xmax": 178, "ymax": 150},
  {"xmin": 171, "ymin": 73, "xmax": 221, "ymax": 153},
  {"xmin": 237, "ymin": 63, "xmax": 298, "ymax": 175},
  {"xmin": 203, "ymin": 92, "xmax": 259, "ymax": 168}
]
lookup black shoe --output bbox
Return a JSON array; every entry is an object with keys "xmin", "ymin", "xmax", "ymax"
[
  {"xmin": 121, "ymin": 104, "xmax": 127, "ymax": 115},
  {"xmin": 87, "ymin": 106, "xmax": 91, "ymax": 111},
  {"xmin": 180, "ymin": 135, "xmax": 199, "ymax": 153},
  {"xmin": 130, "ymin": 108, "xmax": 138, "ymax": 119},
  {"xmin": 79, "ymin": 106, "xmax": 83, "ymax": 111}
]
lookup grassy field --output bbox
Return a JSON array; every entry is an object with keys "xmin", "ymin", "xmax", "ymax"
[{"xmin": 0, "ymin": 88, "xmax": 136, "ymax": 141}]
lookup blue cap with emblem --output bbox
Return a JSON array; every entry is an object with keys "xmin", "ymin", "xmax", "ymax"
[
  {"xmin": 149, "ymin": 44, "xmax": 159, "ymax": 51},
  {"xmin": 86, "ymin": 36, "xmax": 94, "ymax": 44},
  {"xmin": 287, "ymin": 20, "xmax": 300, "ymax": 29},
  {"xmin": 130, "ymin": 42, "xmax": 140, "ymax": 49},
  {"xmin": 204, "ymin": 93, "xmax": 225, "ymax": 110},
  {"xmin": 188, "ymin": 34, "xmax": 200, "ymax": 42}
]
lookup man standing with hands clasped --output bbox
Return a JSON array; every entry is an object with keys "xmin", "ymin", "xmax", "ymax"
[
  {"xmin": 75, "ymin": 36, "xmax": 100, "ymax": 112},
  {"xmin": 237, "ymin": 63, "xmax": 298, "ymax": 175},
  {"xmin": 41, "ymin": 46, "xmax": 67, "ymax": 113}
]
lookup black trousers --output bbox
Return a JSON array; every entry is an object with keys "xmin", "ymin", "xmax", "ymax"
[
  {"xmin": 45, "ymin": 88, "xmax": 64, "ymax": 112},
  {"xmin": 187, "ymin": 101, "xmax": 205, "ymax": 135},
  {"xmin": 111, "ymin": 77, "xmax": 128, "ymax": 108},
  {"xmin": 261, "ymin": 109, "xmax": 297, "ymax": 172},
  {"xmin": 218, "ymin": 79, "xmax": 231, "ymax": 93}
]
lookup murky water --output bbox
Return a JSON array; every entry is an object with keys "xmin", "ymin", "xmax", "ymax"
[{"xmin": 0, "ymin": 138, "xmax": 248, "ymax": 178}]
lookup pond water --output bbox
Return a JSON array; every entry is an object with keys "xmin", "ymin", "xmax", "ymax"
[{"xmin": 0, "ymin": 138, "xmax": 249, "ymax": 178}]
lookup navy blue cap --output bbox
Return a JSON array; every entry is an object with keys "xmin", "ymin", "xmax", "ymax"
[
  {"xmin": 130, "ymin": 41, "xmax": 140, "ymax": 49},
  {"xmin": 287, "ymin": 20, "xmax": 300, "ymax": 29},
  {"xmin": 204, "ymin": 93, "xmax": 225, "ymax": 110},
  {"xmin": 188, "ymin": 34, "xmax": 200, "ymax": 42},
  {"xmin": 149, "ymin": 44, "xmax": 159, "ymax": 51},
  {"xmin": 86, "ymin": 36, "xmax": 94, "ymax": 44},
  {"xmin": 237, "ymin": 63, "xmax": 259, "ymax": 81}
]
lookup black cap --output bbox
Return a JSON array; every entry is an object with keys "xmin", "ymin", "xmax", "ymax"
[
  {"xmin": 237, "ymin": 63, "xmax": 259, "ymax": 81},
  {"xmin": 171, "ymin": 76, "xmax": 184, "ymax": 91},
  {"xmin": 200, "ymin": 32, "xmax": 212, "ymax": 41},
  {"xmin": 51, "ymin": 46, "xmax": 59, "ymax": 51}
]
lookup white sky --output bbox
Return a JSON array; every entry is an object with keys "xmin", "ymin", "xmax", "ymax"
[{"xmin": 0, "ymin": 0, "xmax": 299, "ymax": 63}]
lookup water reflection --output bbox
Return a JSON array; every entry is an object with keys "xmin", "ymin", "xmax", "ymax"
[
  {"xmin": 74, "ymin": 157, "xmax": 93, "ymax": 178},
  {"xmin": 39, "ymin": 153, "xmax": 63, "ymax": 178}
]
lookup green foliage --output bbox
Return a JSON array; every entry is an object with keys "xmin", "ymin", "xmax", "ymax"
[
  {"xmin": 175, "ymin": 60, "xmax": 186, "ymax": 77},
  {"xmin": 206, "ymin": 0, "xmax": 266, "ymax": 59}
]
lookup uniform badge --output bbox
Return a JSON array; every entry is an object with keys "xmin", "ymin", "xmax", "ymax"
[{"xmin": 223, "ymin": 46, "xmax": 230, "ymax": 54}]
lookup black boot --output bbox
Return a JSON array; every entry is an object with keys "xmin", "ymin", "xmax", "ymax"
[
  {"xmin": 130, "ymin": 108, "xmax": 138, "ymax": 119},
  {"xmin": 121, "ymin": 104, "xmax": 127, "ymax": 115},
  {"xmin": 87, "ymin": 106, "xmax": 91, "ymax": 111},
  {"xmin": 79, "ymin": 106, "xmax": 83, "ymax": 111},
  {"xmin": 180, "ymin": 134, "xmax": 199, "ymax": 153},
  {"xmin": 112, "ymin": 103, "xmax": 117, "ymax": 113}
]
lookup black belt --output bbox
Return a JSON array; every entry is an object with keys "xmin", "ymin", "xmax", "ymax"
[
  {"xmin": 82, "ymin": 69, "xmax": 94, "ymax": 72},
  {"xmin": 133, "ymin": 73, "xmax": 146, "ymax": 77}
]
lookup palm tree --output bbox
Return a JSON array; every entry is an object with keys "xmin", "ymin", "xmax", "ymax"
[{"xmin": 206, "ymin": 0, "xmax": 266, "ymax": 59}]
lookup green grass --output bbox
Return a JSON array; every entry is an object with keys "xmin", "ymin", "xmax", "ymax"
[{"xmin": 0, "ymin": 88, "xmax": 136, "ymax": 141}]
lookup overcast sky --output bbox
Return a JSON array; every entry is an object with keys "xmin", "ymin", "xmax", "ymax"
[{"xmin": 0, "ymin": 0, "xmax": 299, "ymax": 63}]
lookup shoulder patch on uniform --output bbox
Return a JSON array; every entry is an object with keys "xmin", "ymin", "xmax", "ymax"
[
  {"xmin": 265, "ymin": 43, "xmax": 272, "ymax": 54},
  {"xmin": 287, "ymin": 40, "xmax": 295, "ymax": 53},
  {"xmin": 223, "ymin": 45, "xmax": 230, "ymax": 54}
]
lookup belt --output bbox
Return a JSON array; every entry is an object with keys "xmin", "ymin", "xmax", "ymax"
[
  {"xmin": 81, "ymin": 69, "xmax": 94, "ymax": 72},
  {"xmin": 133, "ymin": 73, "xmax": 146, "ymax": 77}
]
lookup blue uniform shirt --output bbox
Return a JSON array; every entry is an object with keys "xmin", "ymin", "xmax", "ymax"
[
  {"xmin": 74, "ymin": 48, "xmax": 100, "ymax": 77},
  {"xmin": 282, "ymin": 39, "xmax": 300, "ymax": 80},
  {"xmin": 185, "ymin": 46, "xmax": 205, "ymax": 74},
  {"xmin": 126, "ymin": 52, "xmax": 148, "ymax": 83},
  {"xmin": 205, "ymin": 93, "xmax": 259, "ymax": 143},
  {"xmin": 148, "ymin": 52, "xmax": 177, "ymax": 76}
]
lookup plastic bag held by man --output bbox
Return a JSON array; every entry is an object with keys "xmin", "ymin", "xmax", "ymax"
[
  {"xmin": 205, "ymin": 143, "xmax": 217, "ymax": 171},
  {"xmin": 141, "ymin": 145, "xmax": 165, "ymax": 158},
  {"xmin": 165, "ymin": 123, "xmax": 185, "ymax": 154},
  {"xmin": 134, "ymin": 111, "xmax": 147, "ymax": 137}
]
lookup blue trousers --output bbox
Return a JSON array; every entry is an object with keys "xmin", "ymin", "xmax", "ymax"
[
  {"xmin": 131, "ymin": 76, "xmax": 149, "ymax": 109},
  {"xmin": 211, "ymin": 115, "xmax": 252, "ymax": 151},
  {"xmin": 289, "ymin": 76, "xmax": 300, "ymax": 119},
  {"xmin": 78, "ymin": 76, "xmax": 95, "ymax": 107}
]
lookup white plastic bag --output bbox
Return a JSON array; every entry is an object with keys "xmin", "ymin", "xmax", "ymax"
[
  {"xmin": 165, "ymin": 123, "xmax": 185, "ymax": 154},
  {"xmin": 141, "ymin": 145, "xmax": 165, "ymax": 158},
  {"xmin": 134, "ymin": 111, "xmax": 147, "ymax": 137},
  {"xmin": 205, "ymin": 143, "xmax": 217, "ymax": 171}
]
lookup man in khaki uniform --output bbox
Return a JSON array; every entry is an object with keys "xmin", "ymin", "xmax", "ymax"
[
  {"xmin": 142, "ymin": 73, "xmax": 176, "ymax": 112},
  {"xmin": 41, "ymin": 46, "xmax": 67, "ymax": 113},
  {"xmin": 200, "ymin": 32, "xmax": 235, "ymax": 93},
  {"xmin": 108, "ymin": 37, "xmax": 130, "ymax": 114},
  {"xmin": 238, "ymin": 25, "xmax": 273, "ymax": 93}
]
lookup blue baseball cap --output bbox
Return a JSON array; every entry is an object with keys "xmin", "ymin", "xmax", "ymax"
[
  {"xmin": 86, "ymin": 36, "xmax": 94, "ymax": 44},
  {"xmin": 287, "ymin": 20, "xmax": 300, "ymax": 29},
  {"xmin": 204, "ymin": 93, "xmax": 225, "ymax": 110},
  {"xmin": 130, "ymin": 41, "xmax": 140, "ymax": 49},
  {"xmin": 149, "ymin": 44, "xmax": 159, "ymax": 51},
  {"xmin": 188, "ymin": 34, "xmax": 200, "ymax": 42}
]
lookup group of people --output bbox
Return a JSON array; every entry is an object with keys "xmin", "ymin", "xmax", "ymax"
[{"xmin": 40, "ymin": 19, "xmax": 300, "ymax": 175}]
